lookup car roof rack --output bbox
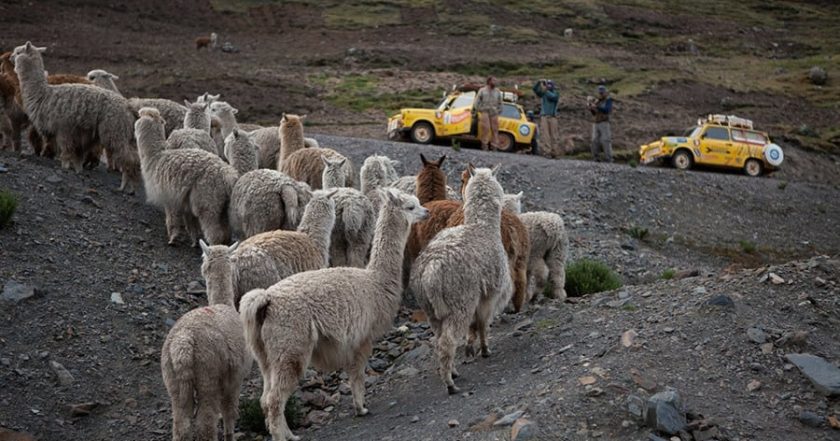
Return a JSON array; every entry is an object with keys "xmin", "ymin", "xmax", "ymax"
[{"xmin": 700, "ymin": 114, "xmax": 754, "ymax": 130}]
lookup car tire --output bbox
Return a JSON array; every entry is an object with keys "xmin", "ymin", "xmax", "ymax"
[
  {"xmin": 410, "ymin": 122, "xmax": 434, "ymax": 144},
  {"xmin": 672, "ymin": 150, "xmax": 693, "ymax": 171},
  {"xmin": 497, "ymin": 133, "xmax": 515, "ymax": 152},
  {"xmin": 744, "ymin": 158, "xmax": 763, "ymax": 177}
]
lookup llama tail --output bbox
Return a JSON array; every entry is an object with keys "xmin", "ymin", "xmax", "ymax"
[
  {"xmin": 166, "ymin": 335, "xmax": 197, "ymax": 420},
  {"xmin": 239, "ymin": 288, "xmax": 272, "ymax": 368},
  {"xmin": 280, "ymin": 184, "xmax": 300, "ymax": 228}
]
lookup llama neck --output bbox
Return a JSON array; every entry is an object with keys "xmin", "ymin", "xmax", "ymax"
[
  {"xmin": 229, "ymin": 146, "xmax": 257, "ymax": 175},
  {"xmin": 416, "ymin": 168, "xmax": 446, "ymax": 204},
  {"xmin": 322, "ymin": 170, "xmax": 344, "ymax": 190},
  {"xmin": 297, "ymin": 202, "xmax": 335, "ymax": 260},
  {"xmin": 136, "ymin": 120, "xmax": 168, "ymax": 163},
  {"xmin": 99, "ymin": 78, "xmax": 120, "ymax": 95},
  {"xmin": 368, "ymin": 205, "xmax": 409, "ymax": 282},
  {"xmin": 185, "ymin": 111, "xmax": 210, "ymax": 132},
  {"xmin": 16, "ymin": 56, "xmax": 48, "ymax": 110},
  {"xmin": 279, "ymin": 125, "xmax": 305, "ymax": 162},
  {"xmin": 217, "ymin": 112, "xmax": 237, "ymax": 139},
  {"xmin": 464, "ymin": 197, "xmax": 502, "ymax": 230},
  {"xmin": 206, "ymin": 268, "xmax": 235, "ymax": 307}
]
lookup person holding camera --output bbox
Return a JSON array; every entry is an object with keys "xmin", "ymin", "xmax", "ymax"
[
  {"xmin": 474, "ymin": 76, "xmax": 503, "ymax": 150},
  {"xmin": 532, "ymin": 79, "xmax": 560, "ymax": 157},
  {"xmin": 588, "ymin": 85, "xmax": 613, "ymax": 162}
]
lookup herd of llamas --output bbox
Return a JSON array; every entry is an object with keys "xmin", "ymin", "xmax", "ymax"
[{"xmin": 1, "ymin": 42, "xmax": 569, "ymax": 441}]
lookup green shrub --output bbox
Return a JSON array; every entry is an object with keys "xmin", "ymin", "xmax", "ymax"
[
  {"xmin": 239, "ymin": 396, "xmax": 303, "ymax": 433},
  {"xmin": 777, "ymin": 181, "xmax": 788, "ymax": 190},
  {"xmin": 661, "ymin": 268, "xmax": 676, "ymax": 280},
  {"xmin": 739, "ymin": 240, "xmax": 756, "ymax": 254},
  {"xmin": 628, "ymin": 158, "xmax": 638, "ymax": 168},
  {"xmin": 0, "ymin": 189, "xmax": 17, "ymax": 228},
  {"xmin": 564, "ymin": 259, "xmax": 622, "ymax": 297},
  {"xmin": 626, "ymin": 225, "xmax": 649, "ymax": 241}
]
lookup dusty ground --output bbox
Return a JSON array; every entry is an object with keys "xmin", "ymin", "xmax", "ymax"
[{"xmin": 1, "ymin": 1, "xmax": 840, "ymax": 440}]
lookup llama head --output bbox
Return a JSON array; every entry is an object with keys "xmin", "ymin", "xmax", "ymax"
[
  {"xmin": 224, "ymin": 128, "xmax": 256, "ymax": 159},
  {"xmin": 463, "ymin": 166, "xmax": 504, "ymax": 215},
  {"xmin": 502, "ymin": 191, "xmax": 523, "ymax": 214},
  {"xmin": 321, "ymin": 155, "xmax": 347, "ymax": 188},
  {"xmin": 382, "ymin": 188, "xmax": 429, "ymax": 225},
  {"xmin": 210, "ymin": 101, "xmax": 236, "ymax": 116},
  {"xmin": 137, "ymin": 107, "xmax": 165, "ymax": 124},
  {"xmin": 420, "ymin": 153, "xmax": 446, "ymax": 169},
  {"xmin": 199, "ymin": 239, "xmax": 240, "ymax": 305},
  {"xmin": 196, "ymin": 92, "xmax": 220, "ymax": 105},
  {"xmin": 11, "ymin": 42, "xmax": 47, "ymax": 71},
  {"xmin": 86, "ymin": 69, "xmax": 118, "ymax": 82}
]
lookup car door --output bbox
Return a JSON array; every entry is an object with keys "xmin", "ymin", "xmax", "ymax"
[
  {"xmin": 729, "ymin": 129, "xmax": 756, "ymax": 167},
  {"xmin": 698, "ymin": 126, "xmax": 732, "ymax": 166},
  {"xmin": 441, "ymin": 92, "xmax": 475, "ymax": 137}
]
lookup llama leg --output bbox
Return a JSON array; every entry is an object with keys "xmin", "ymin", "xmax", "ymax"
[
  {"xmin": 170, "ymin": 396, "xmax": 192, "ymax": 441},
  {"xmin": 184, "ymin": 213, "xmax": 202, "ymax": 248},
  {"xmin": 532, "ymin": 259, "xmax": 549, "ymax": 300},
  {"xmin": 193, "ymin": 402, "xmax": 219, "ymax": 441},
  {"xmin": 476, "ymin": 299, "xmax": 493, "ymax": 358},
  {"xmin": 55, "ymin": 132, "xmax": 73, "ymax": 170},
  {"xmin": 265, "ymin": 358, "xmax": 304, "ymax": 441},
  {"xmin": 10, "ymin": 116, "xmax": 24, "ymax": 153},
  {"xmin": 512, "ymin": 259, "xmax": 528, "ymax": 312},
  {"xmin": 478, "ymin": 319, "xmax": 491, "ymax": 358},
  {"xmin": 436, "ymin": 322, "xmax": 460, "ymax": 394},
  {"xmin": 221, "ymin": 388, "xmax": 239, "ymax": 441},
  {"xmin": 549, "ymin": 242, "xmax": 568, "ymax": 301},
  {"xmin": 347, "ymin": 340, "xmax": 372, "ymax": 416},
  {"xmin": 164, "ymin": 207, "xmax": 182, "ymax": 245},
  {"xmin": 465, "ymin": 322, "xmax": 477, "ymax": 358}
]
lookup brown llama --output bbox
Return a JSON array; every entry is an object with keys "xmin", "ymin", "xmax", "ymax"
[{"xmin": 415, "ymin": 153, "xmax": 447, "ymax": 205}]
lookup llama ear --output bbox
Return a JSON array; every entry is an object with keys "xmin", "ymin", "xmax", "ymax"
[
  {"xmin": 437, "ymin": 155, "xmax": 447, "ymax": 167},
  {"xmin": 300, "ymin": 114, "xmax": 307, "ymax": 120},
  {"xmin": 320, "ymin": 155, "xmax": 330, "ymax": 167},
  {"xmin": 420, "ymin": 153, "xmax": 429, "ymax": 165},
  {"xmin": 491, "ymin": 164, "xmax": 502, "ymax": 176},
  {"xmin": 231, "ymin": 107, "xmax": 238, "ymax": 115},
  {"xmin": 516, "ymin": 190, "xmax": 523, "ymax": 199},
  {"xmin": 281, "ymin": 113, "xmax": 287, "ymax": 123},
  {"xmin": 391, "ymin": 160, "xmax": 401, "ymax": 168},
  {"xmin": 467, "ymin": 163, "xmax": 476, "ymax": 178},
  {"xmin": 338, "ymin": 158, "xmax": 347, "ymax": 167},
  {"xmin": 325, "ymin": 189, "xmax": 339, "ymax": 199},
  {"xmin": 199, "ymin": 239, "xmax": 210, "ymax": 255},
  {"xmin": 385, "ymin": 189, "xmax": 401, "ymax": 206},
  {"xmin": 184, "ymin": 99, "xmax": 192, "ymax": 107},
  {"xmin": 229, "ymin": 241, "xmax": 240, "ymax": 253}
]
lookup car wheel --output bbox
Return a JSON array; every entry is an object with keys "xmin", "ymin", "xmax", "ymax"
[
  {"xmin": 410, "ymin": 122, "xmax": 434, "ymax": 144},
  {"xmin": 672, "ymin": 150, "xmax": 693, "ymax": 171},
  {"xmin": 744, "ymin": 158, "xmax": 763, "ymax": 177},
  {"xmin": 497, "ymin": 133, "xmax": 515, "ymax": 152}
]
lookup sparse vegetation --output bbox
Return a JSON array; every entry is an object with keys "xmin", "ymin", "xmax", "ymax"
[
  {"xmin": 661, "ymin": 268, "xmax": 676, "ymax": 280},
  {"xmin": 739, "ymin": 240, "xmax": 757, "ymax": 254},
  {"xmin": 777, "ymin": 180, "xmax": 788, "ymax": 190},
  {"xmin": 239, "ymin": 396, "xmax": 302, "ymax": 433},
  {"xmin": 628, "ymin": 158, "xmax": 639, "ymax": 168},
  {"xmin": 565, "ymin": 259, "xmax": 622, "ymax": 297},
  {"xmin": 0, "ymin": 189, "xmax": 17, "ymax": 229},
  {"xmin": 627, "ymin": 225, "xmax": 649, "ymax": 241}
]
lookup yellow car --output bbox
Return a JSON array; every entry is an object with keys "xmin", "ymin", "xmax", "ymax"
[
  {"xmin": 387, "ymin": 90, "xmax": 537, "ymax": 152},
  {"xmin": 639, "ymin": 115, "xmax": 784, "ymax": 177}
]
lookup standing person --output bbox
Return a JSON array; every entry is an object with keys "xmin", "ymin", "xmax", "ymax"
[
  {"xmin": 532, "ymin": 79, "xmax": 560, "ymax": 157},
  {"xmin": 588, "ymin": 85, "xmax": 613, "ymax": 162},
  {"xmin": 526, "ymin": 110, "xmax": 540, "ymax": 156},
  {"xmin": 474, "ymin": 76, "xmax": 503, "ymax": 150}
]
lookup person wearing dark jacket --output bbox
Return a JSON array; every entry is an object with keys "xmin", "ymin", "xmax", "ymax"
[
  {"xmin": 588, "ymin": 85, "xmax": 613, "ymax": 162},
  {"xmin": 532, "ymin": 79, "xmax": 560, "ymax": 157}
]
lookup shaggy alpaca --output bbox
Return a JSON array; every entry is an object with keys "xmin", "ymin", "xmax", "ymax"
[
  {"xmin": 12, "ymin": 43, "xmax": 139, "ymax": 191},
  {"xmin": 502, "ymin": 192, "xmax": 523, "ymax": 213},
  {"xmin": 249, "ymin": 114, "xmax": 320, "ymax": 169},
  {"xmin": 167, "ymin": 100, "xmax": 216, "ymax": 154},
  {"xmin": 161, "ymin": 240, "xmax": 251, "ymax": 441},
  {"xmin": 277, "ymin": 113, "xmax": 354, "ymax": 189},
  {"xmin": 135, "ymin": 107, "xmax": 238, "ymax": 245},
  {"xmin": 229, "ymin": 169, "xmax": 312, "ymax": 238},
  {"xmin": 239, "ymin": 189, "xmax": 428, "ymax": 441},
  {"xmin": 229, "ymin": 189, "xmax": 336, "ymax": 307},
  {"xmin": 410, "ymin": 167, "xmax": 512, "ymax": 394},
  {"xmin": 519, "ymin": 211, "xmax": 569, "ymax": 302},
  {"xmin": 86, "ymin": 69, "xmax": 188, "ymax": 139},
  {"xmin": 360, "ymin": 154, "xmax": 400, "ymax": 196},
  {"xmin": 322, "ymin": 156, "xmax": 375, "ymax": 267},
  {"xmin": 453, "ymin": 165, "xmax": 530, "ymax": 311},
  {"xmin": 224, "ymin": 129, "xmax": 259, "ymax": 176},
  {"xmin": 209, "ymin": 101, "xmax": 262, "ymax": 139}
]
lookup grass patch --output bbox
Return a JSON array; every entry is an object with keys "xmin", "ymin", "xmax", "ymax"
[
  {"xmin": 0, "ymin": 189, "xmax": 17, "ymax": 228},
  {"xmin": 660, "ymin": 268, "xmax": 675, "ymax": 280},
  {"xmin": 626, "ymin": 225, "xmax": 649, "ymax": 241},
  {"xmin": 565, "ymin": 259, "xmax": 622, "ymax": 297},
  {"xmin": 313, "ymin": 73, "xmax": 439, "ymax": 116},
  {"xmin": 535, "ymin": 318, "xmax": 559, "ymax": 330},
  {"xmin": 777, "ymin": 181, "xmax": 788, "ymax": 190},
  {"xmin": 324, "ymin": 3, "xmax": 401, "ymax": 29},
  {"xmin": 739, "ymin": 240, "xmax": 757, "ymax": 254},
  {"xmin": 239, "ymin": 396, "xmax": 303, "ymax": 433}
]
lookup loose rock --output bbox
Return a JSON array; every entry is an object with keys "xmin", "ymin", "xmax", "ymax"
[
  {"xmin": 785, "ymin": 353, "xmax": 840, "ymax": 396},
  {"xmin": 511, "ymin": 418, "xmax": 536, "ymax": 440},
  {"xmin": 448, "ymin": 419, "xmax": 460, "ymax": 428},
  {"xmin": 2, "ymin": 280, "xmax": 36, "ymax": 303},
  {"xmin": 110, "ymin": 292, "xmax": 125, "ymax": 305},
  {"xmin": 69, "ymin": 402, "xmax": 98, "ymax": 417},
  {"xmin": 706, "ymin": 294, "xmax": 734, "ymax": 307},
  {"xmin": 621, "ymin": 329, "xmax": 637, "ymax": 348},
  {"xmin": 809, "ymin": 66, "xmax": 828, "ymax": 85},
  {"xmin": 746, "ymin": 380, "xmax": 762, "ymax": 392},
  {"xmin": 50, "ymin": 360, "xmax": 74, "ymax": 386},
  {"xmin": 494, "ymin": 410, "xmax": 525, "ymax": 427},
  {"xmin": 798, "ymin": 410, "xmax": 824, "ymax": 428},
  {"xmin": 746, "ymin": 327, "xmax": 767, "ymax": 344}
]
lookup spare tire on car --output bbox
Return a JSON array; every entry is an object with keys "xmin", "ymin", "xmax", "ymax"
[{"xmin": 764, "ymin": 143, "xmax": 784, "ymax": 167}]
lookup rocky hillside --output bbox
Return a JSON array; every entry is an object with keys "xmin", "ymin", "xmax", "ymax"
[{"xmin": 2, "ymin": 134, "xmax": 839, "ymax": 440}]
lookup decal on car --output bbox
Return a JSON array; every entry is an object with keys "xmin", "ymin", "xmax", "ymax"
[{"xmin": 519, "ymin": 124, "xmax": 530, "ymax": 136}]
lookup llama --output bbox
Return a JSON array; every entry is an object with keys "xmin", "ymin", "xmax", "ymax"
[
  {"xmin": 277, "ymin": 113, "xmax": 354, "ymax": 189},
  {"xmin": 239, "ymin": 189, "xmax": 428, "ymax": 441},
  {"xmin": 195, "ymin": 32, "xmax": 218, "ymax": 50},
  {"xmin": 360, "ymin": 154, "xmax": 400, "ymax": 196},
  {"xmin": 229, "ymin": 189, "xmax": 336, "ymax": 307},
  {"xmin": 322, "ymin": 156, "xmax": 375, "ymax": 267},
  {"xmin": 167, "ymin": 100, "xmax": 216, "ymax": 154},
  {"xmin": 249, "ymin": 115, "xmax": 320, "ymax": 169},
  {"xmin": 11, "ymin": 42, "xmax": 139, "ymax": 192},
  {"xmin": 518, "ymin": 211, "xmax": 569, "ymax": 302},
  {"xmin": 410, "ymin": 167, "xmax": 512, "ymax": 394},
  {"xmin": 229, "ymin": 169, "xmax": 312, "ymax": 239},
  {"xmin": 415, "ymin": 154, "xmax": 447, "ymax": 205},
  {"xmin": 224, "ymin": 129, "xmax": 259, "ymax": 176},
  {"xmin": 161, "ymin": 240, "xmax": 251, "ymax": 441},
  {"xmin": 135, "ymin": 107, "xmax": 238, "ymax": 245}
]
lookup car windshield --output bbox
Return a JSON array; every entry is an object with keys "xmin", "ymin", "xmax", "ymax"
[
  {"xmin": 501, "ymin": 104, "xmax": 521, "ymax": 119},
  {"xmin": 436, "ymin": 96, "xmax": 449, "ymax": 110},
  {"xmin": 449, "ymin": 92, "xmax": 475, "ymax": 109},
  {"xmin": 688, "ymin": 126, "xmax": 702, "ymax": 138}
]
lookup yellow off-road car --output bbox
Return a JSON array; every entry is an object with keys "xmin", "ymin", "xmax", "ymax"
[
  {"xmin": 387, "ymin": 90, "xmax": 537, "ymax": 152},
  {"xmin": 639, "ymin": 115, "xmax": 784, "ymax": 177}
]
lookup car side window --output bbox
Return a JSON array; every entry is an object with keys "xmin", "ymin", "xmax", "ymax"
[
  {"xmin": 450, "ymin": 93, "xmax": 475, "ymax": 109},
  {"xmin": 501, "ymin": 104, "xmax": 520, "ymax": 119},
  {"xmin": 703, "ymin": 127, "xmax": 730, "ymax": 141}
]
